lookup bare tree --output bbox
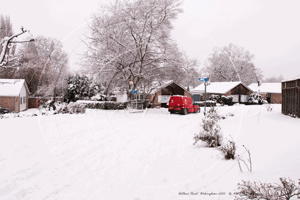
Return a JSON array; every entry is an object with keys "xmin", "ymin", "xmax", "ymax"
[
  {"xmin": 264, "ymin": 74, "xmax": 284, "ymax": 83},
  {"xmin": 18, "ymin": 35, "xmax": 69, "ymax": 97},
  {"xmin": 83, "ymin": 0, "xmax": 183, "ymax": 95},
  {"xmin": 205, "ymin": 43, "xmax": 263, "ymax": 85}
]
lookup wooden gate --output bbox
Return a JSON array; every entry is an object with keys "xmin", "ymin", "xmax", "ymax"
[{"xmin": 282, "ymin": 78, "xmax": 300, "ymax": 117}]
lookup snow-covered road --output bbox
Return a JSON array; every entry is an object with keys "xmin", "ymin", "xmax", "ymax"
[{"xmin": 0, "ymin": 104, "xmax": 299, "ymax": 199}]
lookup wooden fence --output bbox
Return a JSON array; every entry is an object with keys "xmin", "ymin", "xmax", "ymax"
[
  {"xmin": 282, "ymin": 78, "xmax": 300, "ymax": 117},
  {"xmin": 28, "ymin": 97, "xmax": 63, "ymax": 108}
]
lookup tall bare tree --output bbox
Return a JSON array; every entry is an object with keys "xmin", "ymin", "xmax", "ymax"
[
  {"xmin": 83, "ymin": 0, "xmax": 183, "ymax": 95},
  {"xmin": 205, "ymin": 43, "xmax": 263, "ymax": 85},
  {"xmin": 18, "ymin": 35, "xmax": 69, "ymax": 97}
]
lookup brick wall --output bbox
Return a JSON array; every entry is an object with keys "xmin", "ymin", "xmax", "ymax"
[
  {"xmin": 270, "ymin": 93, "xmax": 282, "ymax": 104},
  {"xmin": 0, "ymin": 97, "xmax": 16, "ymax": 112},
  {"xmin": 184, "ymin": 91, "xmax": 192, "ymax": 98}
]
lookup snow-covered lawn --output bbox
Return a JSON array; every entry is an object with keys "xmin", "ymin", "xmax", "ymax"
[{"xmin": 0, "ymin": 104, "xmax": 299, "ymax": 200}]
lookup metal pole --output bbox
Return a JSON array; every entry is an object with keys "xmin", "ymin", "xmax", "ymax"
[{"xmin": 204, "ymin": 81, "xmax": 207, "ymax": 113}]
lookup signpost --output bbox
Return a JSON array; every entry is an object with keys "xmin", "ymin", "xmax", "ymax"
[{"xmin": 198, "ymin": 77, "xmax": 209, "ymax": 113}]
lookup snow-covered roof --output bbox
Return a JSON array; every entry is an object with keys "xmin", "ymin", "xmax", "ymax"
[
  {"xmin": 192, "ymin": 81, "xmax": 252, "ymax": 94},
  {"xmin": 248, "ymin": 82, "xmax": 281, "ymax": 93},
  {"xmin": 150, "ymin": 80, "xmax": 191, "ymax": 95},
  {"xmin": 0, "ymin": 79, "xmax": 28, "ymax": 97}
]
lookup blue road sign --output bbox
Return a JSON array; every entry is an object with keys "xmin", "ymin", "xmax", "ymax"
[
  {"xmin": 198, "ymin": 77, "xmax": 209, "ymax": 82},
  {"xmin": 131, "ymin": 90, "xmax": 137, "ymax": 94}
]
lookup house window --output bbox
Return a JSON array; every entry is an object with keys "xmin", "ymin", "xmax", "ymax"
[
  {"xmin": 20, "ymin": 97, "xmax": 22, "ymax": 104},
  {"xmin": 23, "ymin": 97, "xmax": 26, "ymax": 104}
]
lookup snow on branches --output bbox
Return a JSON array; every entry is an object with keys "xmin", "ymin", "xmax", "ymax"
[{"xmin": 0, "ymin": 27, "xmax": 36, "ymax": 68}]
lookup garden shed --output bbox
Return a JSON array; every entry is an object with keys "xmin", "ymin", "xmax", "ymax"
[
  {"xmin": 148, "ymin": 80, "xmax": 192, "ymax": 107},
  {"xmin": 248, "ymin": 82, "xmax": 282, "ymax": 104},
  {"xmin": 282, "ymin": 78, "xmax": 300, "ymax": 117},
  {"xmin": 191, "ymin": 81, "xmax": 253, "ymax": 103},
  {"xmin": 0, "ymin": 79, "xmax": 30, "ymax": 113}
]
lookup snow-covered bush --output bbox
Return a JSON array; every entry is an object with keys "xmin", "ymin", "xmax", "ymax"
[
  {"xmin": 91, "ymin": 93, "xmax": 106, "ymax": 101},
  {"xmin": 221, "ymin": 95, "xmax": 233, "ymax": 105},
  {"xmin": 209, "ymin": 94, "xmax": 221, "ymax": 103},
  {"xmin": 247, "ymin": 93, "xmax": 264, "ymax": 105},
  {"xmin": 66, "ymin": 102, "xmax": 86, "ymax": 114},
  {"xmin": 219, "ymin": 137, "xmax": 236, "ymax": 160},
  {"xmin": 64, "ymin": 75, "xmax": 101, "ymax": 103},
  {"xmin": 76, "ymin": 100, "xmax": 128, "ymax": 110},
  {"xmin": 237, "ymin": 178, "xmax": 300, "ymax": 200},
  {"xmin": 56, "ymin": 102, "xmax": 69, "ymax": 114},
  {"xmin": 194, "ymin": 107, "xmax": 223, "ymax": 147},
  {"xmin": 39, "ymin": 100, "xmax": 57, "ymax": 111},
  {"xmin": 194, "ymin": 100, "xmax": 216, "ymax": 107}
]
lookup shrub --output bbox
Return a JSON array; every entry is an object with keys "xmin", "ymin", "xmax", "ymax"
[
  {"xmin": 76, "ymin": 100, "xmax": 128, "ymax": 110},
  {"xmin": 219, "ymin": 137, "xmax": 236, "ymax": 159},
  {"xmin": 39, "ymin": 100, "xmax": 57, "ymax": 111},
  {"xmin": 247, "ymin": 92, "xmax": 264, "ymax": 105},
  {"xmin": 209, "ymin": 94, "xmax": 222, "ymax": 103},
  {"xmin": 236, "ymin": 178, "xmax": 300, "ymax": 200},
  {"xmin": 194, "ymin": 107, "xmax": 223, "ymax": 147},
  {"xmin": 67, "ymin": 102, "xmax": 86, "ymax": 114},
  {"xmin": 221, "ymin": 95, "xmax": 233, "ymax": 105},
  {"xmin": 237, "ymin": 145, "xmax": 252, "ymax": 172},
  {"xmin": 194, "ymin": 100, "xmax": 216, "ymax": 107}
]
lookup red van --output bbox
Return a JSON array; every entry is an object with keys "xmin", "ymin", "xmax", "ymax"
[{"xmin": 168, "ymin": 96, "xmax": 200, "ymax": 115}]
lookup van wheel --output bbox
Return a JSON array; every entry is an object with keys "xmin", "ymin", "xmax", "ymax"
[
  {"xmin": 182, "ymin": 108, "xmax": 188, "ymax": 115},
  {"xmin": 197, "ymin": 108, "xmax": 200, "ymax": 113}
]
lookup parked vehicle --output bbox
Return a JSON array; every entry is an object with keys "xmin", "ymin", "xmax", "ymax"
[
  {"xmin": 0, "ymin": 107, "xmax": 9, "ymax": 114},
  {"xmin": 168, "ymin": 96, "xmax": 200, "ymax": 115}
]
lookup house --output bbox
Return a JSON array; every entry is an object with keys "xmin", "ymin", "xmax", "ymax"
[
  {"xmin": 191, "ymin": 81, "xmax": 253, "ymax": 103},
  {"xmin": 248, "ymin": 82, "xmax": 282, "ymax": 104},
  {"xmin": 149, "ymin": 80, "xmax": 192, "ymax": 107},
  {"xmin": 281, "ymin": 78, "xmax": 300, "ymax": 117},
  {"xmin": 0, "ymin": 79, "xmax": 30, "ymax": 113}
]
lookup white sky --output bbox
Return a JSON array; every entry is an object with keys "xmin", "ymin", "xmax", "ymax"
[{"xmin": 1, "ymin": 0, "xmax": 300, "ymax": 80}]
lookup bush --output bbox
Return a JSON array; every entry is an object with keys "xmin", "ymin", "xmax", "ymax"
[
  {"xmin": 39, "ymin": 100, "xmax": 57, "ymax": 111},
  {"xmin": 76, "ymin": 100, "xmax": 128, "ymax": 110},
  {"xmin": 67, "ymin": 102, "xmax": 86, "ymax": 114},
  {"xmin": 221, "ymin": 95, "xmax": 233, "ymax": 105},
  {"xmin": 209, "ymin": 94, "xmax": 221, "ymax": 103},
  {"xmin": 194, "ymin": 100, "xmax": 217, "ymax": 107},
  {"xmin": 247, "ymin": 92, "xmax": 264, "ymax": 105},
  {"xmin": 237, "ymin": 178, "xmax": 300, "ymax": 200},
  {"xmin": 219, "ymin": 137, "xmax": 236, "ymax": 159},
  {"xmin": 194, "ymin": 107, "xmax": 223, "ymax": 147}
]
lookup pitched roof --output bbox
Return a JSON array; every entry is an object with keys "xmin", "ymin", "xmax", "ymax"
[
  {"xmin": 192, "ymin": 81, "xmax": 252, "ymax": 94},
  {"xmin": 248, "ymin": 82, "xmax": 281, "ymax": 93},
  {"xmin": 0, "ymin": 79, "xmax": 29, "ymax": 97},
  {"xmin": 151, "ymin": 80, "xmax": 191, "ymax": 95}
]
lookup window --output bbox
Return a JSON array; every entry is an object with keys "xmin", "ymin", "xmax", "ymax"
[
  {"xmin": 23, "ymin": 97, "xmax": 26, "ymax": 104},
  {"xmin": 20, "ymin": 97, "xmax": 22, "ymax": 104}
]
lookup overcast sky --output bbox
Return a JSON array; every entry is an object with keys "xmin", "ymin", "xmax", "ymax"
[{"xmin": 1, "ymin": 0, "xmax": 300, "ymax": 81}]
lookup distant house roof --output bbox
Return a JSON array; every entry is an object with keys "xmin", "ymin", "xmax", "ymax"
[
  {"xmin": 192, "ymin": 81, "xmax": 252, "ymax": 94},
  {"xmin": 248, "ymin": 82, "xmax": 281, "ymax": 93},
  {"xmin": 151, "ymin": 80, "xmax": 191, "ymax": 95},
  {"xmin": 0, "ymin": 79, "xmax": 29, "ymax": 97}
]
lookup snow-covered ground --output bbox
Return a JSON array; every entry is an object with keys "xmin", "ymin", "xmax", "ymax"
[{"xmin": 0, "ymin": 104, "xmax": 299, "ymax": 200}]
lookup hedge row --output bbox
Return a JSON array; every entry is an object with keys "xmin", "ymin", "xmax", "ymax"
[
  {"xmin": 76, "ymin": 100, "xmax": 128, "ymax": 110},
  {"xmin": 194, "ymin": 101, "xmax": 217, "ymax": 107}
]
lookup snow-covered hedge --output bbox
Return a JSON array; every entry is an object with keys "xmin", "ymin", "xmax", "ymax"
[
  {"xmin": 247, "ymin": 92, "xmax": 267, "ymax": 105},
  {"xmin": 76, "ymin": 100, "xmax": 128, "ymax": 110},
  {"xmin": 221, "ymin": 95, "xmax": 233, "ymax": 105},
  {"xmin": 194, "ymin": 100, "xmax": 217, "ymax": 107}
]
